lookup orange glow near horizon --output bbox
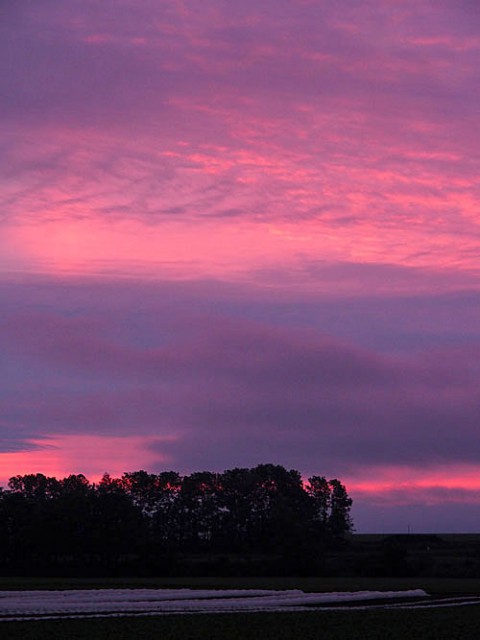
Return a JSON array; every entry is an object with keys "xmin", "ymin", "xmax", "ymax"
[
  {"xmin": 344, "ymin": 464, "xmax": 480, "ymax": 505},
  {"xmin": 2, "ymin": 440, "xmax": 480, "ymax": 507},
  {"xmin": 0, "ymin": 434, "xmax": 171, "ymax": 488}
]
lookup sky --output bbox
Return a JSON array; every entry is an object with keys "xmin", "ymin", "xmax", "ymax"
[{"xmin": 1, "ymin": 0, "xmax": 479, "ymax": 533}]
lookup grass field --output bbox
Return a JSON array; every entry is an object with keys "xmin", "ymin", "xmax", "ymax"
[{"xmin": 2, "ymin": 606, "xmax": 480, "ymax": 640}]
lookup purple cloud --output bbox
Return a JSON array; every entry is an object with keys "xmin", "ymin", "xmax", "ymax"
[{"xmin": 1, "ymin": 276, "xmax": 479, "ymax": 480}]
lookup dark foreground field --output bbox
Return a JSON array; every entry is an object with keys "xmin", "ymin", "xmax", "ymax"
[
  {"xmin": 2, "ymin": 606, "xmax": 480, "ymax": 640},
  {"xmin": 1, "ymin": 576, "xmax": 480, "ymax": 639}
]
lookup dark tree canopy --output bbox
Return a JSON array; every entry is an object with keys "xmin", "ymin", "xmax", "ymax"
[{"xmin": 0, "ymin": 465, "xmax": 353, "ymax": 576}]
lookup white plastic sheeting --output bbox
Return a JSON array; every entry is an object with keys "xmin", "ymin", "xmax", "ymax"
[{"xmin": 0, "ymin": 588, "xmax": 428, "ymax": 620}]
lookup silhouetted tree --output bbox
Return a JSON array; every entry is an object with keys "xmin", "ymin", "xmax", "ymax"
[
  {"xmin": 328, "ymin": 478, "xmax": 353, "ymax": 537},
  {"xmin": 0, "ymin": 465, "xmax": 353, "ymax": 576},
  {"xmin": 178, "ymin": 472, "xmax": 222, "ymax": 551}
]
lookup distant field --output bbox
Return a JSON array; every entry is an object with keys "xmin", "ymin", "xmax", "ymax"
[
  {"xmin": 354, "ymin": 533, "xmax": 480, "ymax": 542},
  {"xmin": 2, "ymin": 575, "xmax": 480, "ymax": 594}
]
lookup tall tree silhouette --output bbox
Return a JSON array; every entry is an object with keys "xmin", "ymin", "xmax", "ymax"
[{"xmin": 0, "ymin": 465, "xmax": 353, "ymax": 576}]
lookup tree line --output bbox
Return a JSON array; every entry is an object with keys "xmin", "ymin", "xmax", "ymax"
[{"xmin": 0, "ymin": 464, "xmax": 352, "ymax": 576}]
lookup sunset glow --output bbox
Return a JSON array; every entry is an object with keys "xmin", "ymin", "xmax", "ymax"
[{"xmin": 0, "ymin": 435, "xmax": 168, "ymax": 487}]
